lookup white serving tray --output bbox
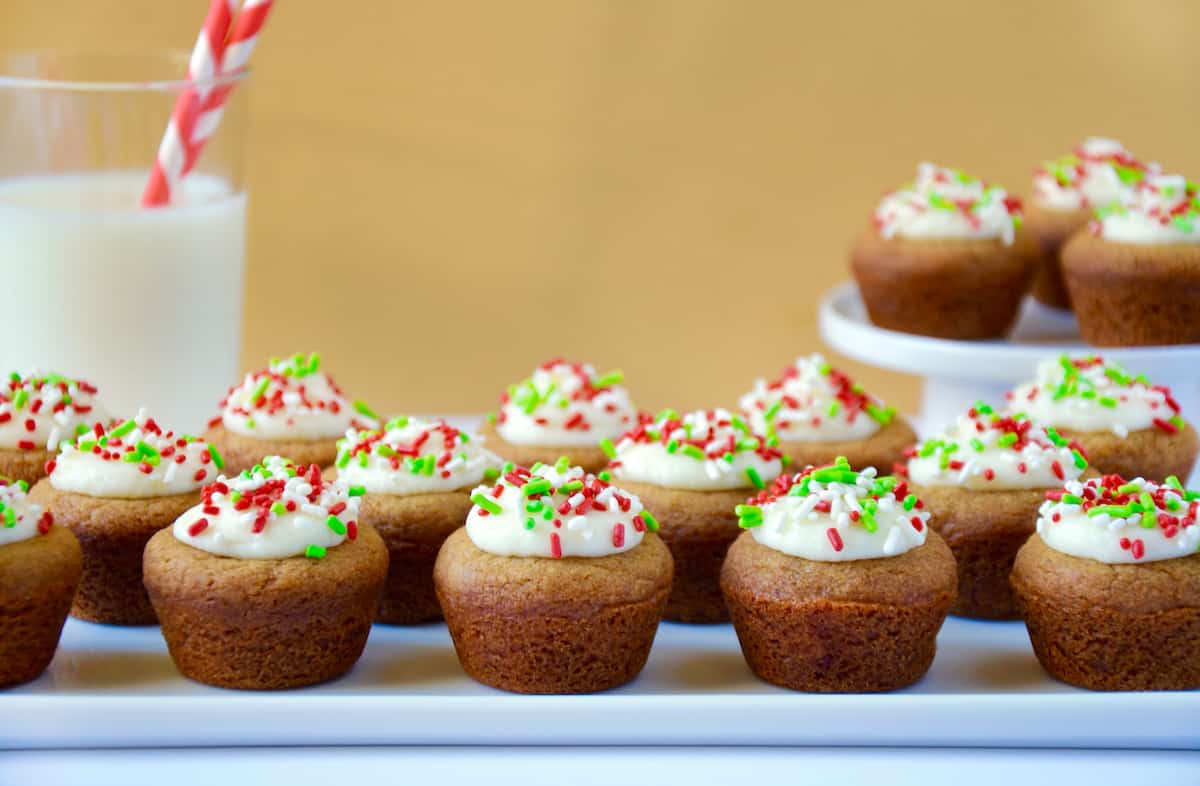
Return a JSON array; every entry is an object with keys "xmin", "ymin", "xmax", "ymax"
[{"xmin": 4, "ymin": 614, "xmax": 1197, "ymax": 750}]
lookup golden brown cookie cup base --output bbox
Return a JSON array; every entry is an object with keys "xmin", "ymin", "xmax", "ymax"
[
  {"xmin": 1025, "ymin": 204, "xmax": 1089, "ymax": 310},
  {"xmin": 434, "ymin": 529, "xmax": 672, "ymax": 693},
  {"xmin": 911, "ymin": 482, "xmax": 1051, "ymax": 620},
  {"xmin": 613, "ymin": 480, "xmax": 749, "ymax": 623},
  {"xmin": 0, "ymin": 447, "xmax": 54, "ymax": 487},
  {"xmin": 721, "ymin": 531, "xmax": 956, "ymax": 692},
  {"xmin": 29, "ymin": 481, "xmax": 198, "ymax": 625},
  {"xmin": 477, "ymin": 420, "xmax": 609, "ymax": 474},
  {"xmin": 1062, "ymin": 232, "xmax": 1200, "ymax": 346},
  {"xmin": 779, "ymin": 418, "xmax": 916, "ymax": 474},
  {"xmin": 1012, "ymin": 535, "xmax": 1200, "ymax": 690},
  {"xmin": 143, "ymin": 523, "xmax": 388, "ymax": 690},
  {"xmin": 203, "ymin": 424, "xmax": 338, "ymax": 476},
  {"xmin": 849, "ymin": 228, "xmax": 1039, "ymax": 340},
  {"xmin": 0, "ymin": 526, "xmax": 82, "ymax": 687},
  {"xmin": 356, "ymin": 489, "xmax": 472, "ymax": 624},
  {"xmin": 1067, "ymin": 423, "xmax": 1198, "ymax": 483}
]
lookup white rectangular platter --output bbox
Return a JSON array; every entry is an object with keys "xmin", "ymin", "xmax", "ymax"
[{"xmin": 4, "ymin": 615, "xmax": 1197, "ymax": 750}]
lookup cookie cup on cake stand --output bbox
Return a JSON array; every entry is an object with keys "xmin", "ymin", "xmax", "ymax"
[
  {"xmin": 335, "ymin": 416, "xmax": 501, "ymax": 624},
  {"xmin": 144, "ymin": 456, "xmax": 388, "ymax": 690},
  {"xmin": 481, "ymin": 360, "xmax": 636, "ymax": 474},
  {"xmin": 1009, "ymin": 354, "xmax": 1198, "ymax": 482},
  {"xmin": 0, "ymin": 371, "xmax": 105, "ymax": 487},
  {"xmin": 739, "ymin": 353, "xmax": 915, "ymax": 472},
  {"xmin": 1012, "ymin": 474, "xmax": 1200, "ymax": 690},
  {"xmin": 0, "ymin": 476, "xmax": 81, "ymax": 687},
  {"xmin": 434, "ymin": 460, "xmax": 672, "ymax": 694},
  {"xmin": 204, "ymin": 352, "xmax": 377, "ymax": 475},
  {"xmin": 30, "ymin": 409, "xmax": 216, "ymax": 625},
  {"xmin": 609, "ymin": 408, "xmax": 783, "ymax": 623},
  {"xmin": 850, "ymin": 163, "xmax": 1036, "ymax": 339},
  {"xmin": 722, "ymin": 459, "xmax": 956, "ymax": 692},
  {"xmin": 906, "ymin": 404, "xmax": 1089, "ymax": 620},
  {"xmin": 1026, "ymin": 138, "xmax": 1153, "ymax": 310},
  {"xmin": 1062, "ymin": 173, "xmax": 1200, "ymax": 346}
]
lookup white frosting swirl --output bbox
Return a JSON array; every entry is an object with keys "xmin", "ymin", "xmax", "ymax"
[
  {"xmin": 219, "ymin": 353, "xmax": 373, "ymax": 441},
  {"xmin": 465, "ymin": 460, "xmax": 654, "ymax": 558},
  {"xmin": 337, "ymin": 416, "xmax": 501, "ymax": 495},
  {"xmin": 739, "ymin": 460, "xmax": 929, "ymax": 561},
  {"xmin": 908, "ymin": 405, "xmax": 1086, "ymax": 490},
  {"xmin": 495, "ymin": 360, "xmax": 636, "ymax": 447},
  {"xmin": 739, "ymin": 354, "xmax": 893, "ymax": 442},
  {"xmin": 173, "ymin": 456, "xmax": 359, "ymax": 559},
  {"xmin": 0, "ymin": 371, "xmax": 105, "ymax": 452},
  {"xmin": 1098, "ymin": 173, "xmax": 1200, "ymax": 244},
  {"xmin": 50, "ymin": 409, "xmax": 217, "ymax": 499},
  {"xmin": 1037, "ymin": 476, "xmax": 1200, "ymax": 564},
  {"xmin": 1009, "ymin": 355, "xmax": 1182, "ymax": 437},
  {"xmin": 0, "ymin": 477, "xmax": 53, "ymax": 547},
  {"xmin": 874, "ymin": 163, "xmax": 1021, "ymax": 245},
  {"xmin": 611, "ymin": 408, "xmax": 783, "ymax": 491},
  {"xmin": 1033, "ymin": 138, "xmax": 1153, "ymax": 212}
]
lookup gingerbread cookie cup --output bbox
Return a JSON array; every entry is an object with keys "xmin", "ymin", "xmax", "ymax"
[
  {"xmin": 0, "ymin": 479, "xmax": 82, "ymax": 688},
  {"xmin": 480, "ymin": 419, "xmax": 608, "ymax": 475},
  {"xmin": 0, "ymin": 371, "xmax": 105, "ymax": 486},
  {"xmin": 1071, "ymin": 423, "xmax": 1197, "ymax": 483}
]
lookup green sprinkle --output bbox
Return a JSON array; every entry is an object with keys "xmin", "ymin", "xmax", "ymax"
[
  {"xmin": 353, "ymin": 400, "xmax": 378, "ymax": 420},
  {"xmin": 110, "ymin": 419, "xmax": 137, "ymax": 438},
  {"xmin": 745, "ymin": 466, "xmax": 765, "ymax": 489},
  {"xmin": 562, "ymin": 479, "xmax": 584, "ymax": 493},
  {"xmin": 555, "ymin": 456, "xmax": 571, "ymax": 473},
  {"xmin": 599, "ymin": 438, "xmax": 617, "ymax": 459},
  {"xmin": 1061, "ymin": 494, "xmax": 1084, "ymax": 505},
  {"xmin": 918, "ymin": 440, "xmax": 941, "ymax": 458},
  {"xmin": 817, "ymin": 362, "xmax": 832, "ymax": 375},
  {"xmin": 810, "ymin": 468, "xmax": 859, "ymax": 484},
  {"xmin": 347, "ymin": 485, "xmax": 366, "ymax": 497},
  {"xmin": 859, "ymin": 507, "xmax": 878, "ymax": 533},
  {"xmin": 1104, "ymin": 367, "xmax": 1132, "ymax": 386},
  {"xmin": 524, "ymin": 518, "xmax": 536, "ymax": 530},
  {"xmin": 639, "ymin": 510, "xmax": 660, "ymax": 532},
  {"xmin": 251, "ymin": 376, "xmax": 271, "ymax": 402},
  {"xmin": 1097, "ymin": 396, "xmax": 1118, "ymax": 408},
  {"xmin": 997, "ymin": 433, "xmax": 1018, "ymax": 448},
  {"xmin": 827, "ymin": 401, "xmax": 840, "ymax": 418},
  {"xmin": 526, "ymin": 500, "xmax": 544, "ymax": 513},
  {"xmin": 483, "ymin": 467, "xmax": 500, "ymax": 481},
  {"xmin": 246, "ymin": 418, "xmax": 256, "ymax": 430},
  {"xmin": 1087, "ymin": 504, "xmax": 1135, "ymax": 518},
  {"xmin": 305, "ymin": 545, "xmax": 327, "ymax": 559},
  {"xmin": 730, "ymin": 415, "xmax": 748, "ymax": 433},
  {"xmin": 385, "ymin": 416, "xmax": 410, "ymax": 430},
  {"xmin": 1071, "ymin": 450, "xmax": 1087, "ymax": 470},
  {"xmin": 1165, "ymin": 475, "xmax": 1184, "ymax": 491},
  {"xmin": 969, "ymin": 438, "xmax": 985, "ymax": 453},
  {"xmin": 471, "ymin": 492, "xmax": 503, "ymax": 515},
  {"xmin": 902, "ymin": 494, "xmax": 917, "ymax": 511},
  {"xmin": 735, "ymin": 504, "xmax": 763, "ymax": 528},
  {"xmin": 12, "ymin": 389, "xmax": 28, "ymax": 409},
  {"xmin": 1044, "ymin": 428, "xmax": 1068, "ymax": 448},
  {"xmin": 336, "ymin": 450, "xmax": 352, "ymax": 469},
  {"xmin": 358, "ymin": 451, "xmax": 368, "ymax": 468},
  {"xmin": 666, "ymin": 439, "xmax": 679, "ymax": 454},
  {"xmin": 522, "ymin": 478, "xmax": 552, "ymax": 497},
  {"xmin": 597, "ymin": 470, "xmax": 612, "ymax": 482},
  {"xmin": 503, "ymin": 462, "xmax": 515, "ymax": 474},
  {"xmin": 325, "ymin": 515, "xmax": 346, "ymax": 535},
  {"xmin": 681, "ymin": 445, "xmax": 706, "ymax": 461},
  {"xmin": 592, "ymin": 369, "xmax": 624, "ymax": 388},
  {"xmin": 655, "ymin": 408, "xmax": 679, "ymax": 422},
  {"xmin": 864, "ymin": 403, "xmax": 895, "ymax": 425},
  {"xmin": 74, "ymin": 423, "xmax": 89, "ymax": 436},
  {"xmin": 763, "ymin": 400, "xmax": 783, "ymax": 422},
  {"xmin": 542, "ymin": 508, "xmax": 553, "ymax": 521}
]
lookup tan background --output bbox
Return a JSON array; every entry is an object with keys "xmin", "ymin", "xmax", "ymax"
[{"xmin": 5, "ymin": 0, "xmax": 1200, "ymax": 417}]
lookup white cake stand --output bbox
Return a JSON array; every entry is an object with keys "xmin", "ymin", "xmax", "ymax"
[{"xmin": 818, "ymin": 281, "xmax": 1200, "ymax": 435}]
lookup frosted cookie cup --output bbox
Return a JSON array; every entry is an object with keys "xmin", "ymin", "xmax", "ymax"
[
  {"xmin": 434, "ymin": 460, "xmax": 672, "ymax": 694},
  {"xmin": 722, "ymin": 459, "xmax": 956, "ymax": 692},
  {"xmin": 144, "ymin": 456, "xmax": 388, "ymax": 690},
  {"xmin": 0, "ymin": 476, "xmax": 82, "ymax": 687},
  {"xmin": 0, "ymin": 371, "xmax": 104, "ymax": 486},
  {"xmin": 336, "ymin": 416, "xmax": 501, "ymax": 624}
]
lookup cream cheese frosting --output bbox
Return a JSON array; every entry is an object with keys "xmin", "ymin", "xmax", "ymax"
[
  {"xmin": 1096, "ymin": 173, "xmax": 1200, "ymax": 244},
  {"xmin": 494, "ymin": 359, "xmax": 636, "ymax": 447},
  {"xmin": 0, "ymin": 371, "xmax": 104, "ymax": 452},
  {"xmin": 736, "ymin": 457, "xmax": 929, "ymax": 561},
  {"xmin": 610, "ymin": 408, "xmax": 784, "ymax": 491},
  {"xmin": 0, "ymin": 476, "xmax": 54, "ymax": 547},
  {"xmin": 739, "ymin": 354, "xmax": 895, "ymax": 442},
  {"xmin": 336, "ymin": 416, "xmax": 502, "ymax": 495},
  {"xmin": 1037, "ymin": 474, "xmax": 1199, "ymax": 564},
  {"xmin": 908, "ymin": 403, "xmax": 1087, "ymax": 491},
  {"xmin": 873, "ymin": 163, "xmax": 1022, "ymax": 245},
  {"xmin": 50, "ymin": 409, "xmax": 220, "ymax": 499},
  {"xmin": 465, "ymin": 458, "xmax": 657, "ymax": 559},
  {"xmin": 173, "ymin": 455, "xmax": 360, "ymax": 559},
  {"xmin": 216, "ymin": 352, "xmax": 375, "ymax": 441},
  {"xmin": 1009, "ymin": 355, "xmax": 1185, "ymax": 438},
  {"xmin": 1032, "ymin": 137, "xmax": 1154, "ymax": 212}
]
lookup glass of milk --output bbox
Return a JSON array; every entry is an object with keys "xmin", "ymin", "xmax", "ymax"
[{"xmin": 0, "ymin": 50, "xmax": 248, "ymax": 432}]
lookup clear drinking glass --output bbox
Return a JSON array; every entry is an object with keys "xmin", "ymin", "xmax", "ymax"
[{"xmin": 0, "ymin": 50, "xmax": 249, "ymax": 432}]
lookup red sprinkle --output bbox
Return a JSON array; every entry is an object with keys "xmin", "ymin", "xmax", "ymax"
[
  {"xmin": 1051, "ymin": 461, "xmax": 1064, "ymax": 481},
  {"xmin": 1153, "ymin": 418, "xmax": 1179, "ymax": 435},
  {"xmin": 188, "ymin": 519, "xmax": 209, "ymax": 537},
  {"xmin": 612, "ymin": 522, "xmax": 625, "ymax": 548},
  {"xmin": 550, "ymin": 531, "xmax": 562, "ymax": 559},
  {"xmin": 347, "ymin": 520, "xmax": 358, "ymax": 541},
  {"xmin": 1131, "ymin": 539, "xmax": 1145, "ymax": 560},
  {"xmin": 826, "ymin": 527, "xmax": 844, "ymax": 552}
]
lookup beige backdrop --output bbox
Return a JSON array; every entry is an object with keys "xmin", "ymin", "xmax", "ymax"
[{"xmin": 5, "ymin": 0, "xmax": 1200, "ymax": 417}]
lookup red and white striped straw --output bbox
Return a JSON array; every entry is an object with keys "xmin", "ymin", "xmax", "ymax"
[{"xmin": 141, "ymin": 0, "xmax": 274, "ymax": 207}]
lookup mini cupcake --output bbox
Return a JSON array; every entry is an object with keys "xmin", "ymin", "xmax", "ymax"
[
  {"xmin": 1028, "ymin": 138, "xmax": 1154, "ymax": 309},
  {"xmin": 906, "ymin": 403, "xmax": 1088, "ymax": 619},
  {"xmin": 739, "ymin": 354, "xmax": 915, "ymax": 472},
  {"xmin": 1063, "ymin": 173, "xmax": 1200, "ymax": 346},
  {"xmin": 335, "ymin": 416, "xmax": 502, "ymax": 624},
  {"xmin": 0, "ymin": 476, "xmax": 82, "ymax": 687},
  {"xmin": 205, "ymin": 352, "xmax": 376, "ymax": 475},
  {"xmin": 144, "ymin": 456, "xmax": 388, "ymax": 690},
  {"xmin": 1012, "ymin": 474, "xmax": 1200, "ymax": 690},
  {"xmin": 434, "ymin": 460, "xmax": 672, "ymax": 694},
  {"xmin": 1009, "ymin": 355, "xmax": 1197, "ymax": 482},
  {"xmin": 608, "ymin": 408, "xmax": 783, "ymax": 622},
  {"xmin": 722, "ymin": 459, "xmax": 956, "ymax": 692},
  {"xmin": 0, "ymin": 371, "xmax": 103, "ymax": 486},
  {"xmin": 30, "ymin": 409, "xmax": 217, "ymax": 625},
  {"xmin": 479, "ymin": 359, "xmax": 636, "ymax": 474},
  {"xmin": 851, "ymin": 163, "xmax": 1038, "ymax": 339}
]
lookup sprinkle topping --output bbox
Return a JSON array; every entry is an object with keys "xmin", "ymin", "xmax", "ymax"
[
  {"xmin": 1033, "ymin": 137, "xmax": 1154, "ymax": 212},
  {"xmin": 1095, "ymin": 172, "xmax": 1200, "ymax": 244},
  {"xmin": 336, "ymin": 416, "xmax": 501, "ymax": 495},
  {"xmin": 494, "ymin": 359, "xmax": 636, "ymax": 447},
  {"xmin": 874, "ymin": 163, "xmax": 1022, "ymax": 246},
  {"xmin": 0, "ymin": 370, "xmax": 103, "ymax": 452},
  {"xmin": 0, "ymin": 475, "xmax": 54, "ymax": 547}
]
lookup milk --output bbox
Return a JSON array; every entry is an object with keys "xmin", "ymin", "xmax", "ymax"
[{"xmin": 0, "ymin": 171, "xmax": 246, "ymax": 432}]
